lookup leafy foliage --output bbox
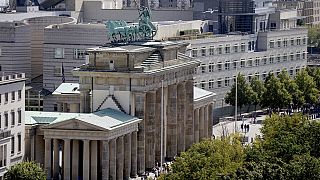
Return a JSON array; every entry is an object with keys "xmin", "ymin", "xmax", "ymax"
[
  {"xmin": 249, "ymin": 76, "xmax": 266, "ymax": 111},
  {"xmin": 5, "ymin": 161, "xmax": 46, "ymax": 180},
  {"xmin": 261, "ymin": 73, "xmax": 291, "ymax": 111},
  {"xmin": 159, "ymin": 137, "xmax": 244, "ymax": 180},
  {"xmin": 295, "ymin": 69, "xmax": 319, "ymax": 106},
  {"xmin": 225, "ymin": 74, "xmax": 253, "ymax": 113}
]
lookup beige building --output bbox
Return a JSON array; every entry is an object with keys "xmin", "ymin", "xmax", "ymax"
[{"xmin": 25, "ymin": 41, "xmax": 215, "ymax": 179}]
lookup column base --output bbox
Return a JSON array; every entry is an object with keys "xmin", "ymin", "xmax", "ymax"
[{"xmin": 130, "ymin": 174, "xmax": 138, "ymax": 178}]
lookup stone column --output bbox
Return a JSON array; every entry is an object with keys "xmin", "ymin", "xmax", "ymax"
[
  {"xmin": 177, "ymin": 82, "xmax": 186, "ymax": 153},
  {"xmin": 44, "ymin": 138, "xmax": 52, "ymax": 180},
  {"xmin": 124, "ymin": 134, "xmax": 131, "ymax": 179},
  {"xmin": 109, "ymin": 139, "xmax": 117, "ymax": 180},
  {"xmin": 204, "ymin": 105, "xmax": 209, "ymax": 138},
  {"xmin": 30, "ymin": 130, "xmax": 35, "ymax": 161},
  {"xmin": 53, "ymin": 139, "xmax": 60, "ymax": 179},
  {"xmin": 72, "ymin": 140, "xmax": 79, "ymax": 180},
  {"xmin": 194, "ymin": 108, "xmax": 200, "ymax": 143},
  {"xmin": 135, "ymin": 93, "xmax": 146, "ymax": 175},
  {"xmin": 80, "ymin": 90, "xmax": 90, "ymax": 113},
  {"xmin": 199, "ymin": 107, "xmax": 205, "ymax": 140},
  {"xmin": 185, "ymin": 80, "xmax": 194, "ymax": 149},
  {"xmin": 58, "ymin": 103, "xmax": 63, "ymax": 112},
  {"xmin": 102, "ymin": 140, "xmax": 109, "ymax": 180},
  {"xmin": 63, "ymin": 139, "xmax": 71, "ymax": 180},
  {"xmin": 117, "ymin": 136, "xmax": 124, "ymax": 180},
  {"xmin": 91, "ymin": 140, "xmax": 98, "ymax": 180},
  {"xmin": 131, "ymin": 131, "xmax": 138, "ymax": 177},
  {"xmin": 155, "ymin": 88, "xmax": 161, "ymax": 164},
  {"xmin": 83, "ymin": 140, "xmax": 90, "ymax": 180},
  {"xmin": 166, "ymin": 84, "xmax": 178, "ymax": 159},
  {"xmin": 63, "ymin": 103, "xmax": 68, "ymax": 112},
  {"xmin": 70, "ymin": 103, "xmax": 80, "ymax": 113},
  {"xmin": 145, "ymin": 91, "xmax": 156, "ymax": 169},
  {"xmin": 208, "ymin": 103, "xmax": 213, "ymax": 138}
]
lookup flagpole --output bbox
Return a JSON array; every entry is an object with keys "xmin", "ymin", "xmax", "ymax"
[
  {"xmin": 235, "ymin": 64, "xmax": 237, "ymax": 133},
  {"xmin": 160, "ymin": 80, "xmax": 164, "ymax": 172}
]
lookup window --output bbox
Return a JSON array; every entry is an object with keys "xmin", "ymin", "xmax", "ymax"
[
  {"xmin": 240, "ymin": 60, "xmax": 245, "ymax": 68},
  {"xmin": 4, "ymin": 113, "xmax": 8, "ymax": 128},
  {"xmin": 209, "ymin": 63, "xmax": 214, "ymax": 72},
  {"xmin": 54, "ymin": 48, "xmax": 64, "ymax": 59},
  {"xmin": 18, "ymin": 134, "xmax": 21, "ymax": 152},
  {"xmin": 303, "ymin": 38, "xmax": 306, "ymax": 45},
  {"xmin": 11, "ymin": 111, "xmax": 15, "ymax": 127},
  {"xmin": 201, "ymin": 48, "xmax": 206, "ymax": 56},
  {"xmin": 0, "ymin": 48, "xmax": 1, "ymax": 56},
  {"xmin": 5, "ymin": 93, "xmax": 8, "ymax": 103},
  {"xmin": 18, "ymin": 90, "xmax": 21, "ymax": 100},
  {"xmin": 225, "ymin": 46, "xmax": 230, "ymax": 54},
  {"xmin": 269, "ymin": 56, "xmax": 274, "ymax": 64},
  {"xmin": 248, "ymin": 41, "xmax": 252, "ymax": 51},
  {"xmin": 11, "ymin": 136, "xmax": 14, "ymax": 155},
  {"xmin": 18, "ymin": 110, "xmax": 21, "ymax": 124},
  {"xmin": 200, "ymin": 80, "xmax": 206, "ymax": 89},
  {"xmin": 73, "ymin": 49, "xmax": 86, "ymax": 59},
  {"xmin": 248, "ymin": 59, "xmax": 253, "ymax": 67},
  {"xmin": 277, "ymin": 40, "xmax": 281, "ymax": 47},
  {"xmin": 217, "ymin": 79, "xmax": 222, "ymax": 88},
  {"xmin": 277, "ymin": 55, "xmax": 281, "ymax": 63},
  {"xmin": 225, "ymin": 77, "xmax": 230, "ymax": 87},
  {"xmin": 262, "ymin": 73, "xmax": 267, "ymax": 80},
  {"xmin": 303, "ymin": 52, "xmax": 306, "ymax": 59},
  {"xmin": 255, "ymin": 58, "xmax": 260, "ymax": 66},
  {"xmin": 290, "ymin": 38, "xmax": 295, "ymax": 46},
  {"xmin": 218, "ymin": 47, "xmax": 222, "ymax": 54},
  {"xmin": 283, "ymin": 54, "xmax": 287, "ymax": 61},
  {"xmin": 248, "ymin": 74, "xmax": 253, "ymax": 82},
  {"xmin": 209, "ymin": 80, "xmax": 214, "ymax": 89},
  {"xmin": 11, "ymin": 91, "xmax": 15, "ymax": 101},
  {"xmin": 233, "ymin": 45, "xmax": 238, "ymax": 53},
  {"xmin": 290, "ymin": 53, "xmax": 294, "ymax": 61},
  {"xmin": 209, "ymin": 47, "xmax": 214, "ymax": 55},
  {"xmin": 290, "ymin": 69, "xmax": 294, "ymax": 76},
  {"xmin": 283, "ymin": 39, "xmax": 288, "ymax": 47},
  {"xmin": 233, "ymin": 61, "xmax": 238, "ymax": 69},
  {"xmin": 192, "ymin": 49, "xmax": 198, "ymax": 57},
  {"xmin": 297, "ymin": 38, "xmax": 301, "ymax": 45},
  {"xmin": 225, "ymin": 61, "xmax": 230, "ymax": 70},
  {"xmin": 263, "ymin": 57, "xmax": 267, "ymax": 65},
  {"xmin": 217, "ymin": 63, "xmax": 222, "ymax": 71},
  {"xmin": 241, "ymin": 44, "xmax": 246, "ymax": 52},
  {"xmin": 0, "ymin": 94, "xmax": 1, "ymax": 104},
  {"xmin": 269, "ymin": 41, "xmax": 275, "ymax": 48},
  {"xmin": 296, "ymin": 53, "xmax": 301, "ymax": 60},
  {"xmin": 201, "ymin": 65, "xmax": 206, "ymax": 73},
  {"xmin": 54, "ymin": 66, "xmax": 62, "ymax": 77}
]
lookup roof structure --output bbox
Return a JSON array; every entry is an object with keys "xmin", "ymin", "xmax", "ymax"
[
  {"xmin": 25, "ymin": 108, "xmax": 141, "ymax": 130},
  {"xmin": 193, "ymin": 87, "xmax": 216, "ymax": 102},
  {"xmin": 52, "ymin": 83, "xmax": 80, "ymax": 95}
]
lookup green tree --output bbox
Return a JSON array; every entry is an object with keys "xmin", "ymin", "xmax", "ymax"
[
  {"xmin": 249, "ymin": 76, "xmax": 265, "ymax": 112},
  {"xmin": 225, "ymin": 74, "xmax": 253, "ymax": 115},
  {"xmin": 261, "ymin": 74, "xmax": 292, "ymax": 112},
  {"xmin": 5, "ymin": 161, "xmax": 46, "ymax": 180},
  {"xmin": 295, "ymin": 69, "xmax": 319, "ymax": 108},
  {"xmin": 160, "ymin": 137, "xmax": 245, "ymax": 180},
  {"xmin": 307, "ymin": 67, "xmax": 320, "ymax": 90},
  {"xmin": 308, "ymin": 27, "xmax": 320, "ymax": 47},
  {"xmin": 278, "ymin": 70, "xmax": 304, "ymax": 109}
]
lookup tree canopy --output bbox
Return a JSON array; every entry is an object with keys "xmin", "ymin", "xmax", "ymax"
[
  {"xmin": 161, "ymin": 114, "xmax": 320, "ymax": 180},
  {"xmin": 159, "ymin": 136, "xmax": 244, "ymax": 180},
  {"xmin": 5, "ymin": 161, "xmax": 46, "ymax": 180}
]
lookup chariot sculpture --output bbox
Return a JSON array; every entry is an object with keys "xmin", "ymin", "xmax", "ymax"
[{"xmin": 106, "ymin": 7, "xmax": 157, "ymax": 43}]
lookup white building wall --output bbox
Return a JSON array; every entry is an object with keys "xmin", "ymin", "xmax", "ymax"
[
  {"xmin": 185, "ymin": 28, "xmax": 308, "ymax": 119},
  {"xmin": 0, "ymin": 73, "xmax": 25, "ymax": 177}
]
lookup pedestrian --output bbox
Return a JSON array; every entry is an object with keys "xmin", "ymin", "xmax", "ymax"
[
  {"xmin": 245, "ymin": 124, "xmax": 248, "ymax": 132},
  {"xmin": 247, "ymin": 124, "xmax": 250, "ymax": 132},
  {"xmin": 241, "ymin": 124, "xmax": 244, "ymax": 131}
]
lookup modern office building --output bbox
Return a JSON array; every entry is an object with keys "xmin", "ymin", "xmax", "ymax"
[
  {"xmin": 25, "ymin": 41, "xmax": 215, "ymax": 179},
  {"xmin": 187, "ymin": 9, "xmax": 308, "ymax": 120},
  {"xmin": 0, "ymin": 73, "xmax": 26, "ymax": 178}
]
